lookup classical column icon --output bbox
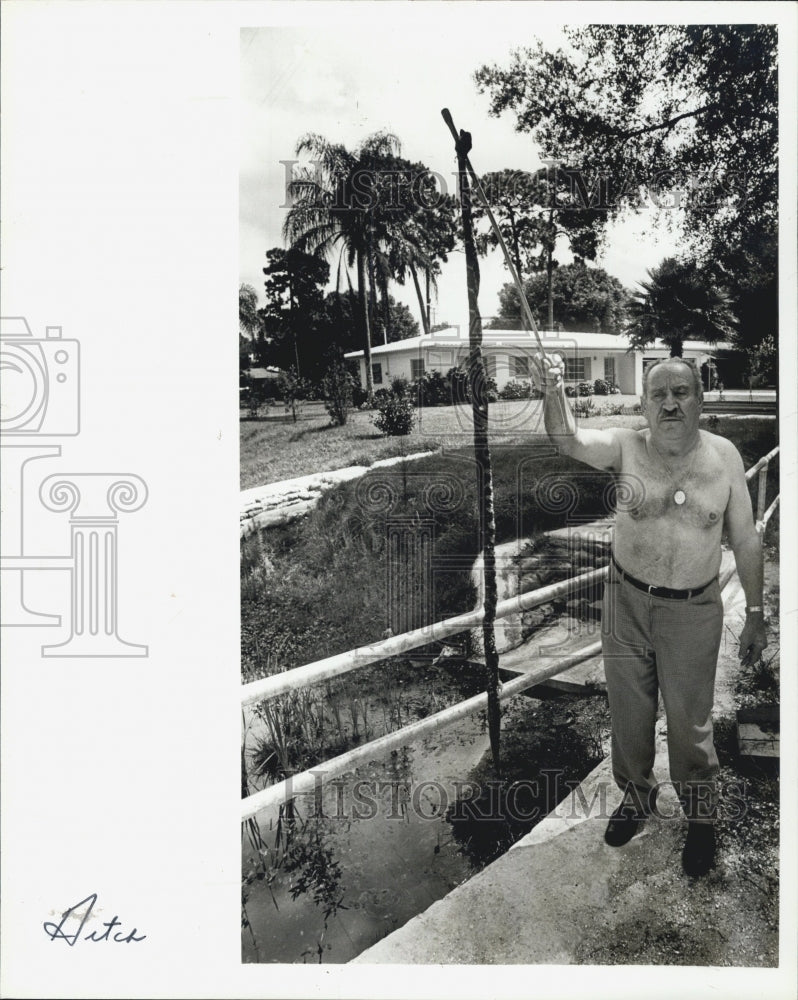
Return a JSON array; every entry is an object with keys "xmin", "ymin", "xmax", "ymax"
[{"xmin": 39, "ymin": 474, "xmax": 148, "ymax": 657}]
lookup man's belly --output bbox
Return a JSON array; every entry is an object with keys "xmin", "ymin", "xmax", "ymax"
[{"xmin": 613, "ymin": 514, "xmax": 724, "ymax": 589}]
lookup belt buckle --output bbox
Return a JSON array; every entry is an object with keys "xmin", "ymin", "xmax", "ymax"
[{"xmin": 647, "ymin": 583, "xmax": 655, "ymax": 596}]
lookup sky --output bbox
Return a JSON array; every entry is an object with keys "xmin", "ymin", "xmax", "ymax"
[{"xmin": 240, "ymin": 15, "xmax": 683, "ymax": 328}]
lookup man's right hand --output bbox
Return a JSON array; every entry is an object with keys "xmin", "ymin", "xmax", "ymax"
[{"xmin": 531, "ymin": 352, "xmax": 565, "ymax": 393}]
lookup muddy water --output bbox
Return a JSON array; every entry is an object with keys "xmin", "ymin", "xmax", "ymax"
[
  {"xmin": 242, "ymin": 706, "xmax": 490, "ymax": 963},
  {"xmin": 242, "ymin": 674, "xmax": 610, "ymax": 963}
]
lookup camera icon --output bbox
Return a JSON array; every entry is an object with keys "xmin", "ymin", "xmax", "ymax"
[{"xmin": 0, "ymin": 317, "xmax": 80, "ymax": 436}]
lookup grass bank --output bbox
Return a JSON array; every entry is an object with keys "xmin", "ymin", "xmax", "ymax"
[{"xmin": 240, "ymin": 397, "xmax": 650, "ymax": 489}]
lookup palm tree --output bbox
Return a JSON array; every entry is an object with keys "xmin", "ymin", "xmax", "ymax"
[
  {"xmin": 626, "ymin": 257, "xmax": 737, "ymax": 356},
  {"xmin": 374, "ymin": 158, "xmax": 457, "ymax": 339},
  {"xmin": 283, "ymin": 131, "xmax": 401, "ymax": 401},
  {"xmin": 239, "ymin": 283, "xmax": 261, "ymax": 338}
]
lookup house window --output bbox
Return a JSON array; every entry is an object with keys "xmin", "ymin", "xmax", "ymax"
[
  {"xmin": 604, "ymin": 357, "xmax": 616, "ymax": 384},
  {"xmin": 411, "ymin": 358, "xmax": 425, "ymax": 380},
  {"xmin": 512, "ymin": 355, "xmax": 531, "ymax": 378},
  {"xmin": 429, "ymin": 351, "xmax": 453, "ymax": 368},
  {"xmin": 564, "ymin": 357, "xmax": 586, "ymax": 381},
  {"xmin": 372, "ymin": 363, "xmax": 383, "ymax": 385},
  {"xmin": 484, "ymin": 355, "xmax": 496, "ymax": 379}
]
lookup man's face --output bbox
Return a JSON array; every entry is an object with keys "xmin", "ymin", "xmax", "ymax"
[{"xmin": 641, "ymin": 362, "xmax": 702, "ymax": 441}]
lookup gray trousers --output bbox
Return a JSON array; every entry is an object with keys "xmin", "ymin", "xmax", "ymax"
[{"xmin": 601, "ymin": 560, "xmax": 724, "ymax": 823}]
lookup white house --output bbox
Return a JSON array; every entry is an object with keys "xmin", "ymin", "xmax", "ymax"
[{"xmin": 344, "ymin": 327, "xmax": 731, "ymax": 396}]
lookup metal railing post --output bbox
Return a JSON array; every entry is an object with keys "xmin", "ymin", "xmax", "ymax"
[{"xmin": 756, "ymin": 463, "xmax": 769, "ymax": 523}]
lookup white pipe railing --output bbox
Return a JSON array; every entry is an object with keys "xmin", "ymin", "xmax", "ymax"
[
  {"xmin": 745, "ymin": 446, "xmax": 779, "ymax": 481},
  {"xmin": 242, "ymin": 565, "xmax": 608, "ymax": 706},
  {"xmin": 758, "ymin": 495, "xmax": 780, "ymax": 533},
  {"xmin": 242, "ymin": 639, "xmax": 602, "ymax": 820}
]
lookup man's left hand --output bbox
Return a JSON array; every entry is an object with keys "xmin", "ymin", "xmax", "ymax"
[{"xmin": 739, "ymin": 614, "xmax": 768, "ymax": 666}]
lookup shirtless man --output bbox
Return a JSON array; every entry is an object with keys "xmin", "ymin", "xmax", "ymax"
[{"xmin": 532, "ymin": 354, "xmax": 768, "ymax": 876}]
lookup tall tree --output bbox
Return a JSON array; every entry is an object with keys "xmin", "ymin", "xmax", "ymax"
[
  {"xmin": 239, "ymin": 283, "xmax": 261, "ymax": 338},
  {"xmin": 475, "ymin": 25, "xmax": 777, "ymax": 279},
  {"xmin": 321, "ymin": 291, "xmax": 419, "ymax": 352},
  {"xmin": 262, "ymin": 247, "xmax": 329, "ymax": 377},
  {"xmin": 491, "ymin": 261, "xmax": 631, "ymax": 333},
  {"xmin": 472, "ymin": 166, "xmax": 610, "ymax": 327},
  {"xmin": 239, "ymin": 283, "xmax": 262, "ymax": 373},
  {"xmin": 626, "ymin": 257, "xmax": 736, "ymax": 357},
  {"xmin": 370, "ymin": 154, "xmax": 458, "ymax": 337},
  {"xmin": 283, "ymin": 131, "xmax": 402, "ymax": 401}
]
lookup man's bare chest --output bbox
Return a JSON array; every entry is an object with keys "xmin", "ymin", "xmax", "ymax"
[{"xmin": 616, "ymin": 447, "xmax": 730, "ymax": 531}]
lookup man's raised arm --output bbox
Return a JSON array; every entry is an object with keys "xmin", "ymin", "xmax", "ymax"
[{"xmin": 532, "ymin": 353, "xmax": 623, "ymax": 473}]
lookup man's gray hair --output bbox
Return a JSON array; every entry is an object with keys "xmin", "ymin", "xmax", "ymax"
[{"xmin": 642, "ymin": 357, "xmax": 704, "ymax": 399}]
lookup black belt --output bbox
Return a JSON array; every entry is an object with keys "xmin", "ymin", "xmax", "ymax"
[{"xmin": 610, "ymin": 553, "xmax": 715, "ymax": 600}]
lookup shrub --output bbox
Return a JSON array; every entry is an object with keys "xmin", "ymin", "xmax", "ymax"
[
  {"xmin": 352, "ymin": 384, "xmax": 369, "ymax": 408},
  {"xmin": 321, "ymin": 359, "xmax": 354, "ymax": 426},
  {"xmin": 564, "ymin": 384, "xmax": 577, "ymax": 397},
  {"xmin": 373, "ymin": 392, "xmax": 415, "ymax": 436},
  {"xmin": 498, "ymin": 379, "xmax": 532, "ymax": 400},
  {"xmin": 593, "ymin": 378, "xmax": 609, "ymax": 396},
  {"xmin": 390, "ymin": 375, "xmax": 412, "ymax": 398},
  {"xmin": 608, "ymin": 383, "xmax": 622, "ymax": 395},
  {"xmin": 414, "ymin": 370, "xmax": 450, "ymax": 407},
  {"xmin": 277, "ymin": 368, "xmax": 310, "ymax": 423},
  {"xmin": 444, "ymin": 366, "xmax": 498, "ymax": 404},
  {"xmin": 595, "ymin": 402, "xmax": 626, "ymax": 416},
  {"xmin": 446, "ymin": 367, "xmax": 470, "ymax": 405},
  {"xmin": 578, "ymin": 381, "xmax": 594, "ymax": 397},
  {"xmin": 242, "ymin": 385, "xmax": 261, "ymax": 419},
  {"xmin": 572, "ymin": 397, "xmax": 596, "ymax": 418}
]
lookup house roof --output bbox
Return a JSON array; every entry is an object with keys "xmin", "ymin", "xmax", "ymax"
[{"xmin": 344, "ymin": 328, "xmax": 733, "ymax": 359}]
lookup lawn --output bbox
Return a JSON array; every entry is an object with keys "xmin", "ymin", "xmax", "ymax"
[{"xmin": 240, "ymin": 396, "xmax": 649, "ymax": 489}]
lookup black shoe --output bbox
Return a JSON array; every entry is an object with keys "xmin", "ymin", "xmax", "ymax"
[
  {"xmin": 604, "ymin": 802, "xmax": 644, "ymax": 847},
  {"xmin": 682, "ymin": 822, "xmax": 716, "ymax": 876}
]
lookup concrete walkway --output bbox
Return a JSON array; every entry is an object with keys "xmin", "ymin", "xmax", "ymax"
[{"xmin": 353, "ymin": 557, "xmax": 775, "ymax": 966}]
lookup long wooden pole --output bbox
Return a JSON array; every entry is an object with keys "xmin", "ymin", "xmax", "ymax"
[
  {"xmin": 441, "ymin": 109, "xmax": 547, "ymax": 353},
  {"xmin": 441, "ymin": 108, "xmax": 569, "ymax": 422},
  {"xmin": 448, "ymin": 118, "xmax": 502, "ymax": 774}
]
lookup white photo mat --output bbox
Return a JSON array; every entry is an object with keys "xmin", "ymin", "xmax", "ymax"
[{"xmin": 1, "ymin": 2, "xmax": 796, "ymax": 998}]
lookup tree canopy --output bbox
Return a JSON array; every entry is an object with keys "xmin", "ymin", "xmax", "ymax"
[
  {"xmin": 261, "ymin": 247, "xmax": 330, "ymax": 377},
  {"xmin": 475, "ymin": 25, "xmax": 777, "ymax": 270},
  {"xmin": 283, "ymin": 130, "xmax": 402, "ymax": 398},
  {"xmin": 283, "ymin": 132, "xmax": 458, "ymax": 397},
  {"xmin": 625, "ymin": 257, "xmax": 737, "ymax": 357},
  {"xmin": 322, "ymin": 290, "xmax": 419, "ymax": 352},
  {"xmin": 472, "ymin": 166, "xmax": 610, "ymax": 326},
  {"xmin": 490, "ymin": 261, "xmax": 631, "ymax": 334}
]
